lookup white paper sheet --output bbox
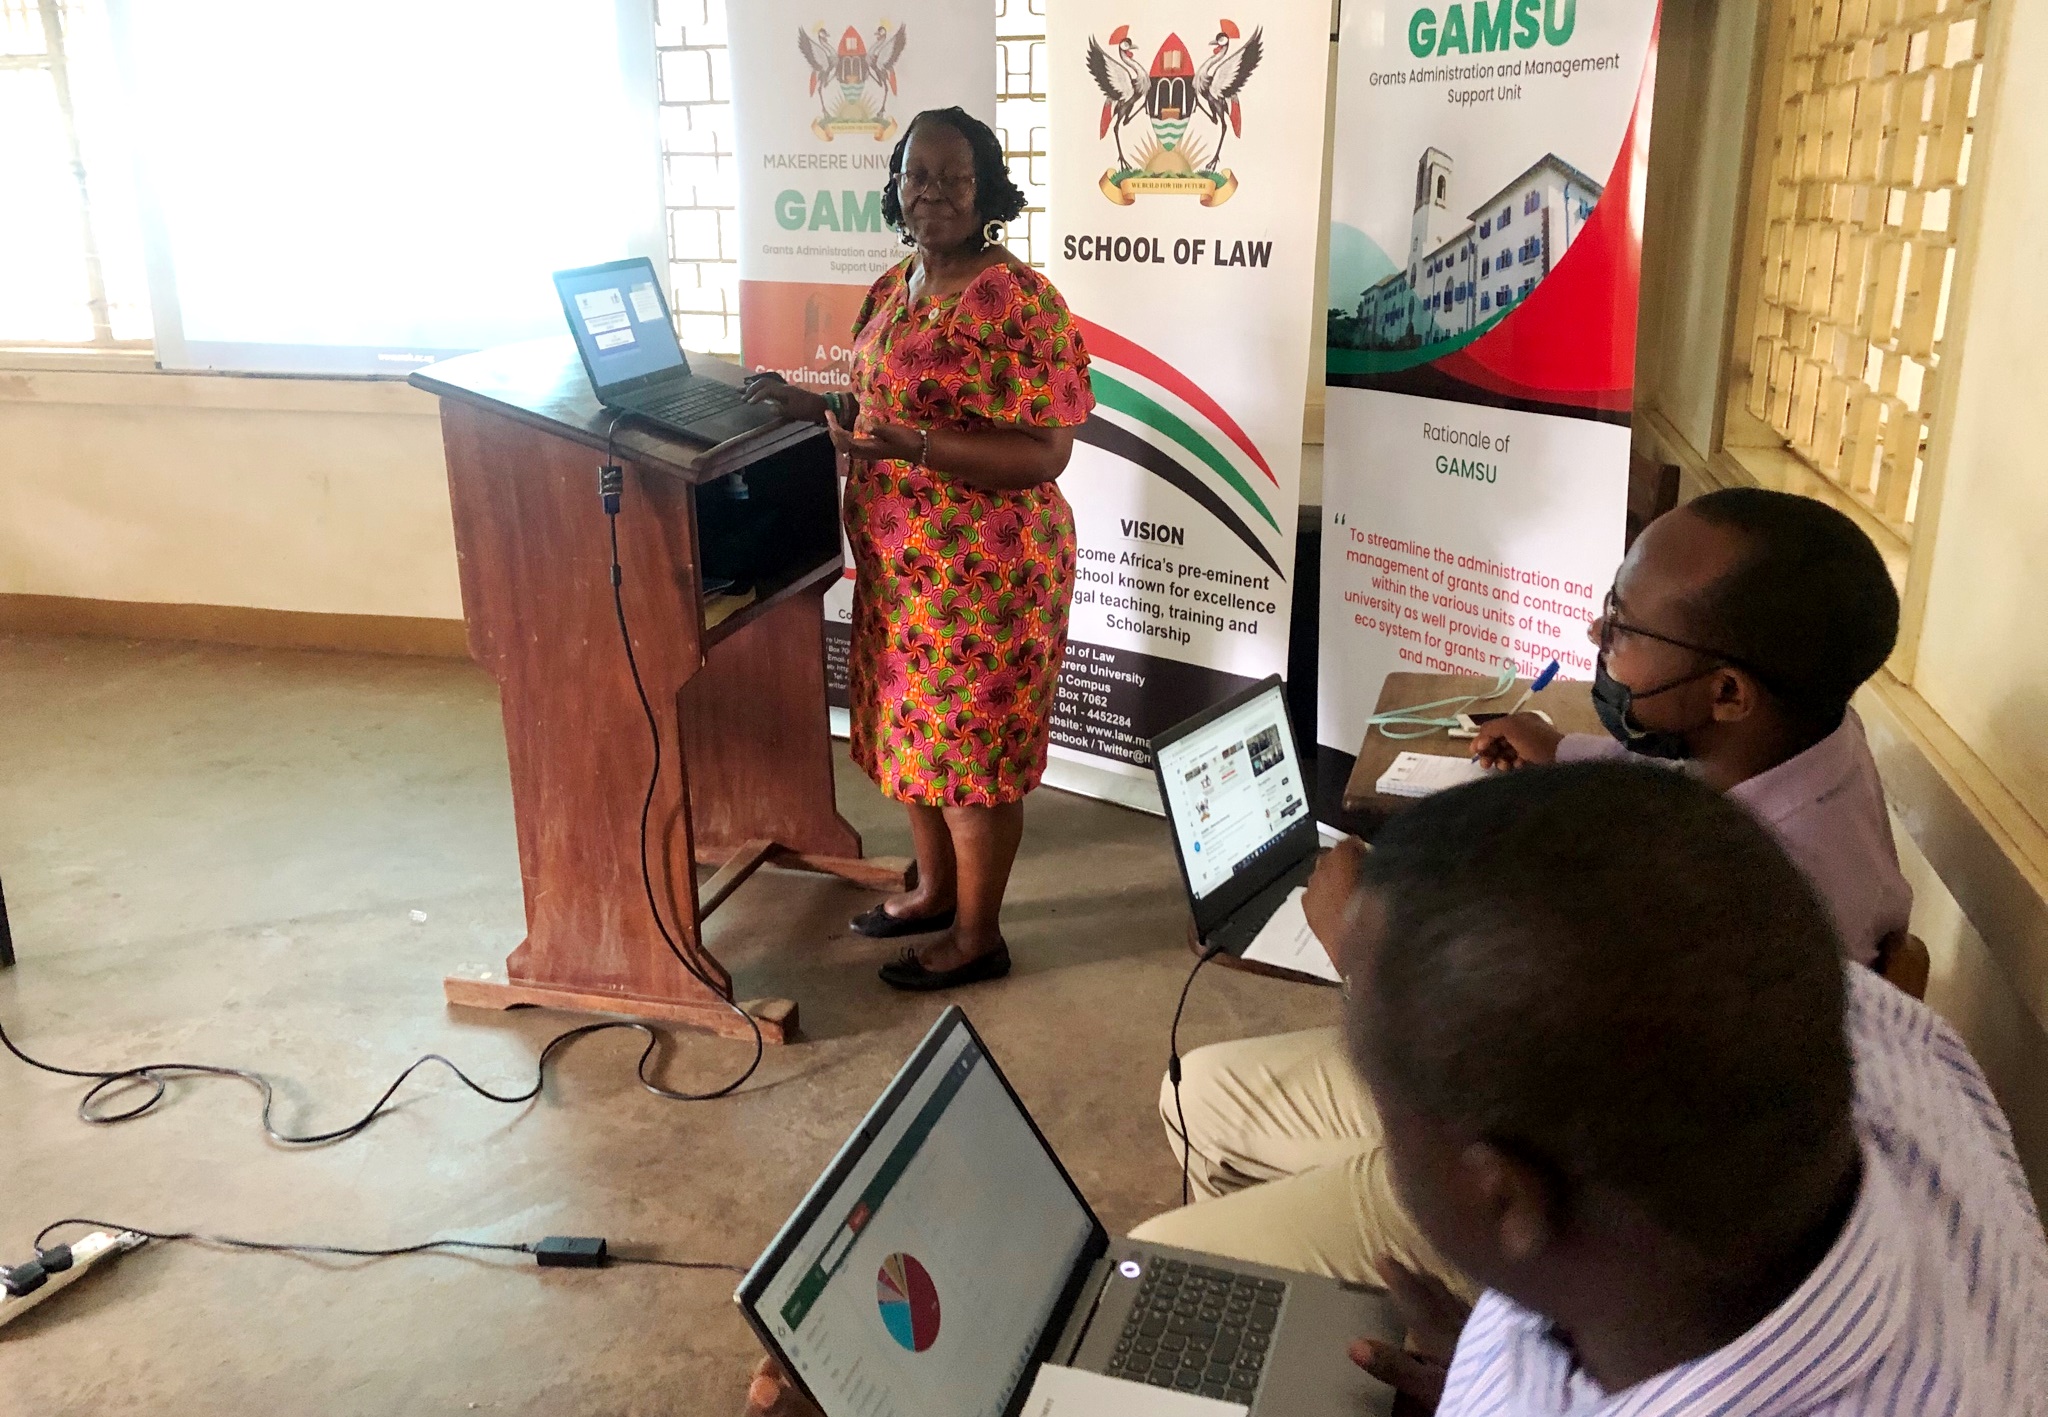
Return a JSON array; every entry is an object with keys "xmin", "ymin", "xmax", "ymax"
[
  {"xmin": 1240, "ymin": 886, "xmax": 1342, "ymax": 983},
  {"xmin": 1374, "ymin": 750, "xmax": 1488, "ymax": 799},
  {"xmin": 1020, "ymin": 1365, "xmax": 1249, "ymax": 1417}
]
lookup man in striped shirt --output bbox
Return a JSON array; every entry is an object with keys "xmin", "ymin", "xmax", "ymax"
[{"xmin": 1345, "ymin": 762, "xmax": 2047, "ymax": 1415}]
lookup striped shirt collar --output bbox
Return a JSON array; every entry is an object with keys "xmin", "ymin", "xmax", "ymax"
[{"xmin": 1442, "ymin": 1150, "xmax": 1910, "ymax": 1417}]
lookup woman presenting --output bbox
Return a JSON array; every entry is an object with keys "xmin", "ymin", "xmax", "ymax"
[{"xmin": 745, "ymin": 107, "xmax": 1093, "ymax": 992}]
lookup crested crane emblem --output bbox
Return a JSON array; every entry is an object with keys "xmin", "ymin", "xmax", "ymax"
[
  {"xmin": 1086, "ymin": 20, "xmax": 1262, "ymax": 206},
  {"xmin": 797, "ymin": 20, "xmax": 908, "ymax": 141}
]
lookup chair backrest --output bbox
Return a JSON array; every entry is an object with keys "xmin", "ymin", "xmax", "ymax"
[{"xmin": 1873, "ymin": 930, "xmax": 1930, "ymax": 1001}]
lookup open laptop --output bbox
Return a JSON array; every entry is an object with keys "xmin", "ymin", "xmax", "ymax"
[
  {"xmin": 737, "ymin": 1008, "xmax": 1395, "ymax": 1417},
  {"xmin": 1149, "ymin": 675, "xmax": 1320, "ymax": 959},
  {"xmin": 551, "ymin": 257, "xmax": 779, "ymax": 444}
]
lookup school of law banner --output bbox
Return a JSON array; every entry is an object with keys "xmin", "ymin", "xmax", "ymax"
[
  {"xmin": 1316, "ymin": 0, "xmax": 1660, "ymax": 806},
  {"xmin": 1043, "ymin": 0, "xmax": 1330, "ymax": 809},
  {"xmin": 727, "ymin": 4, "xmax": 995, "ymax": 702}
]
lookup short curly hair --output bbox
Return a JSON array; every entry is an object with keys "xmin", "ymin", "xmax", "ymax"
[{"xmin": 880, "ymin": 106, "xmax": 1028, "ymax": 238}]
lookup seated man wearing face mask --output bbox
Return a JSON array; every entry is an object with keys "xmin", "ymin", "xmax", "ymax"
[
  {"xmin": 1470, "ymin": 485, "xmax": 1909, "ymax": 965},
  {"xmin": 1126, "ymin": 487, "xmax": 1914, "ymax": 1293}
]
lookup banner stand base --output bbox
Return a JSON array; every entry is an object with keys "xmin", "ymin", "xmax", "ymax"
[{"xmin": 1042, "ymin": 757, "xmax": 1163, "ymax": 816}]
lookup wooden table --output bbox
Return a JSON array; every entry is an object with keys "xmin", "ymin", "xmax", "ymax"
[{"xmin": 1341, "ymin": 672, "xmax": 1604, "ymax": 832}]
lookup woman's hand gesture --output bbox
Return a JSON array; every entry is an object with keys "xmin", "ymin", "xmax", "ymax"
[
  {"xmin": 825, "ymin": 408, "xmax": 923, "ymax": 468},
  {"xmin": 742, "ymin": 371, "xmax": 830, "ymax": 425}
]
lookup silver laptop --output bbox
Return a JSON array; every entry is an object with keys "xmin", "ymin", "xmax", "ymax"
[
  {"xmin": 551, "ymin": 257, "xmax": 779, "ymax": 444},
  {"xmin": 736, "ymin": 1008, "xmax": 1395, "ymax": 1417},
  {"xmin": 1150, "ymin": 676, "xmax": 1321, "ymax": 959}
]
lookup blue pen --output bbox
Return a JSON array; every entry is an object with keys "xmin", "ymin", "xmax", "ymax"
[{"xmin": 1504, "ymin": 659, "xmax": 1559, "ymax": 716}]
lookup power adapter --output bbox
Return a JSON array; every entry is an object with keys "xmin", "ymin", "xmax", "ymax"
[{"xmin": 533, "ymin": 1236, "xmax": 608, "ymax": 1269}]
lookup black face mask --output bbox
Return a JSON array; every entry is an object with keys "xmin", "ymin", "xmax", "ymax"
[{"xmin": 1591, "ymin": 658, "xmax": 1711, "ymax": 760}]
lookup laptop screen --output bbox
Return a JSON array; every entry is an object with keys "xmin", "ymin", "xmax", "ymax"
[
  {"xmin": 553, "ymin": 258, "xmax": 686, "ymax": 393},
  {"xmin": 1154, "ymin": 681, "xmax": 1310, "ymax": 901},
  {"xmin": 743, "ymin": 1016, "xmax": 1098, "ymax": 1417}
]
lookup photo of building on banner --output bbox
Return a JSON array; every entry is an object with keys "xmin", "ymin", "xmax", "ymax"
[
  {"xmin": 1043, "ymin": 1, "xmax": 1329, "ymax": 810},
  {"xmin": 1317, "ymin": 0, "xmax": 1661, "ymax": 812},
  {"xmin": 727, "ymin": 3, "xmax": 996, "ymax": 705}
]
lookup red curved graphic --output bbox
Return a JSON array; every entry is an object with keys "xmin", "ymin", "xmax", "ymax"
[
  {"xmin": 1076, "ymin": 317, "xmax": 1276, "ymax": 485},
  {"xmin": 1433, "ymin": 21, "xmax": 1660, "ymax": 413}
]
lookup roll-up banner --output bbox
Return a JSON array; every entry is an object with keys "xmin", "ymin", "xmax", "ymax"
[
  {"xmin": 1317, "ymin": 0, "xmax": 1659, "ymax": 809},
  {"xmin": 1044, "ymin": 0, "xmax": 1330, "ymax": 810},
  {"xmin": 727, "ymin": 4, "xmax": 996, "ymax": 705}
]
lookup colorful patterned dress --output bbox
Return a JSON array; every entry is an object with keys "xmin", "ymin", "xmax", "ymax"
[{"xmin": 844, "ymin": 257, "xmax": 1094, "ymax": 807}]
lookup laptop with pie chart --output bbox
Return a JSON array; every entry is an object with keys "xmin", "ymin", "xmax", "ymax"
[{"xmin": 736, "ymin": 1007, "xmax": 1396, "ymax": 1417}]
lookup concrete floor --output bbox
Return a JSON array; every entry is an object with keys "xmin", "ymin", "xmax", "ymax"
[{"xmin": 0, "ymin": 633, "xmax": 1337, "ymax": 1415}]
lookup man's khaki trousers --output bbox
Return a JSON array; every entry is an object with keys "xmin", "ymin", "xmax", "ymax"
[{"xmin": 1127, "ymin": 1027, "xmax": 1471, "ymax": 1297}]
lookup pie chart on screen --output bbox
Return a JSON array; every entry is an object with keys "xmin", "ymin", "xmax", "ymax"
[{"xmin": 876, "ymin": 1252, "xmax": 942, "ymax": 1353}]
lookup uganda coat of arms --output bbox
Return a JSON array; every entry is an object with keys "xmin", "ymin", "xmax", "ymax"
[
  {"xmin": 797, "ymin": 21, "xmax": 908, "ymax": 141},
  {"xmin": 1086, "ymin": 21, "xmax": 1262, "ymax": 206}
]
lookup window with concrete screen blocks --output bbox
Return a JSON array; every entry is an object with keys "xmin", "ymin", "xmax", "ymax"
[{"xmin": 1741, "ymin": 0, "xmax": 1989, "ymax": 540}]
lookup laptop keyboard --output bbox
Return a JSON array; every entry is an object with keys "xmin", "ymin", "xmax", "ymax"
[
  {"xmin": 1105, "ymin": 1257, "xmax": 1285, "ymax": 1402},
  {"xmin": 633, "ymin": 380, "xmax": 747, "ymax": 425}
]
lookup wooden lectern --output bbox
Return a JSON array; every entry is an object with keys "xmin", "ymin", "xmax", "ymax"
[{"xmin": 411, "ymin": 338, "xmax": 906, "ymax": 1043}]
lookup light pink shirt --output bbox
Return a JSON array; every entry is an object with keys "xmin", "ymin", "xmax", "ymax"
[{"xmin": 1556, "ymin": 710, "xmax": 1911, "ymax": 965}]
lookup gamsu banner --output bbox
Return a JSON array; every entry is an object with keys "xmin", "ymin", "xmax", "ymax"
[
  {"xmin": 727, "ymin": 3, "xmax": 995, "ymax": 704},
  {"xmin": 1043, "ymin": 0, "xmax": 1330, "ymax": 808},
  {"xmin": 1317, "ymin": 0, "xmax": 1660, "ymax": 807}
]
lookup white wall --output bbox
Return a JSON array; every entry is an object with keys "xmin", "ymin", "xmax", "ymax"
[
  {"xmin": 1898, "ymin": 814, "xmax": 2048, "ymax": 1214},
  {"xmin": 0, "ymin": 364, "xmax": 458, "ymax": 619},
  {"xmin": 1909, "ymin": 0, "xmax": 2048, "ymax": 833}
]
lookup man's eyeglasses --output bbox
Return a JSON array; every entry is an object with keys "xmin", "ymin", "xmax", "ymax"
[
  {"xmin": 1597, "ymin": 588, "xmax": 1778, "ymax": 687},
  {"xmin": 897, "ymin": 170, "xmax": 976, "ymax": 198}
]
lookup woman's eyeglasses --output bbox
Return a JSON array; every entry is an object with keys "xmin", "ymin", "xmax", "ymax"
[{"xmin": 897, "ymin": 170, "xmax": 976, "ymax": 198}]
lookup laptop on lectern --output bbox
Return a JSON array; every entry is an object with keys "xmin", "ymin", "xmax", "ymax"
[
  {"xmin": 551, "ymin": 257, "xmax": 779, "ymax": 444},
  {"xmin": 736, "ymin": 1007, "xmax": 1395, "ymax": 1417},
  {"xmin": 1149, "ymin": 675, "xmax": 1321, "ymax": 959}
]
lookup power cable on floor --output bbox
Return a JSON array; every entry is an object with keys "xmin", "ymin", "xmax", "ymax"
[
  {"xmin": 0, "ymin": 432, "xmax": 769, "ymax": 1144},
  {"xmin": 0, "ymin": 1010, "xmax": 748, "ymax": 1144},
  {"xmin": 11, "ymin": 1218, "xmax": 743, "ymax": 1289}
]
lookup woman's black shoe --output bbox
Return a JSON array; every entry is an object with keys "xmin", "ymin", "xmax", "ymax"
[
  {"xmin": 878, "ymin": 943, "xmax": 1012, "ymax": 992},
  {"xmin": 849, "ymin": 903, "xmax": 955, "ymax": 938}
]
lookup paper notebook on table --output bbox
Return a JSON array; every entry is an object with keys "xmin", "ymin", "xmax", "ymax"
[
  {"xmin": 1022, "ymin": 1365, "xmax": 1248, "ymax": 1416},
  {"xmin": 1375, "ymin": 751, "xmax": 1488, "ymax": 799}
]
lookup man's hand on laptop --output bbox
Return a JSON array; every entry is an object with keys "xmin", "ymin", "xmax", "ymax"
[
  {"xmin": 1347, "ymin": 1259, "xmax": 1471, "ymax": 1413},
  {"xmin": 1471, "ymin": 712, "xmax": 1565, "ymax": 771},
  {"xmin": 1303, "ymin": 834, "xmax": 1368, "ymax": 974},
  {"xmin": 742, "ymin": 1356, "xmax": 821, "ymax": 1417}
]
